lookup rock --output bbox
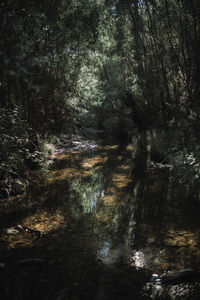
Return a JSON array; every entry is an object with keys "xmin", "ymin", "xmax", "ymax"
[
  {"xmin": 161, "ymin": 269, "xmax": 200, "ymax": 285},
  {"xmin": 4, "ymin": 227, "xmax": 19, "ymax": 235},
  {"xmin": 164, "ymin": 238, "xmax": 177, "ymax": 247},
  {"xmin": 16, "ymin": 224, "xmax": 43, "ymax": 238},
  {"xmin": 13, "ymin": 179, "xmax": 26, "ymax": 195}
]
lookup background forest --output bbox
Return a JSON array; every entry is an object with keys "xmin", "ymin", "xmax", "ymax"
[{"xmin": 1, "ymin": 0, "xmax": 200, "ymax": 198}]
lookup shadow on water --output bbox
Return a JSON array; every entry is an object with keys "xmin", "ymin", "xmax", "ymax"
[
  {"xmin": 129, "ymin": 131, "xmax": 200, "ymax": 284},
  {"xmin": 1, "ymin": 133, "xmax": 200, "ymax": 299}
]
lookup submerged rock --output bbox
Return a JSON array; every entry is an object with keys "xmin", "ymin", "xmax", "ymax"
[
  {"xmin": 146, "ymin": 269, "xmax": 200, "ymax": 299},
  {"xmin": 151, "ymin": 269, "xmax": 200, "ymax": 285},
  {"xmin": 13, "ymin": 179, "xmax": 27, "ymax": 195},
  {"xmin": 161, "ymin": 269, "xmax": 200, "ymax": 285},
  {"xmin": 3, "ymin": 227, "xmax": 19, "ymax": 235}
]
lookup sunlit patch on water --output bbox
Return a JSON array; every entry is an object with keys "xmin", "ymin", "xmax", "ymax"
[
  {"xmin": 1, "ymin": 209, "xmax": 67, "ymax": 249},
  {"xmin": 130, "ymin": 229, "xmax": 200, "ymax": 272},
  {"xmin": 111, "ymin": 173, "xmax": 132, "ymax": 188},
  {"xmin": 130, "ymin": 247, "xmax": 172, "ymax": 271},
  {"xmin": 98, "ymin": 145, "xmax": 119, "ymax": 150},
  {"xmin": 118, "ymin": 164, "xmax": 131, "ymax": 170},
  {"xmin": 23, "ymin": 210, "xmax": 66, "ymax": 233},
  {"xmin": 132, "ymin": 250, "xmax": 145, "ymax": 269},
  {"xmin": 45, "ymin": 167, "xmax": 79, "ymax": 183},
  {"xmin": 81, "ymin": 155, "xmax": 108, "ymax": 169},
  {"xmin": 102, "ymin": 195, "xmax": 115, "ymax": 205}
]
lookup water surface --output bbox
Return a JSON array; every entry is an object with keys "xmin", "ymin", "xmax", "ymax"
[{"xmin": 1, "ymin": 136, "xmax": 200, "ymax": 299}]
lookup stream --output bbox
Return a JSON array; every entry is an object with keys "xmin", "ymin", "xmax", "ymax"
[{"xmin": 1, "ymin": 133, "xmax": 200, "ymax": 299}]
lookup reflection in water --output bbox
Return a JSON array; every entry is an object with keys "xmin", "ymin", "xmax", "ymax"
[
  {"xmin": 98, "ymin": 241, "xmax": 125, "ymax": 265},
  {"xmin": 69, "ymin": 171, "xmax": 104, "ymax": 214},
  {"xmin": 98, "ymin": 241, "xmax": 110, "ymax": 262},
  {"xmin": 1, "ymin": 136, "xmax": 200, "ymax": 299},
  {"xmin": 90, "ymin": 196, "xmax": 98, "ymax": 212},
  {"xmin": 101, "ymin": 190, "xmax": 105, "ymax": 197}
]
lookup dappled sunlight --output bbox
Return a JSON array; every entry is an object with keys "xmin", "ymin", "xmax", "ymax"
[
  {"xmin": 3, "ymin": 137, "xmax": 200, "ymax": 300},
  {"xmin": 80, "ymin": 169, "xmax": 94, "ymax": 178},
  {"xmin": 126, "ymin": 144, "xmax": 134, "ymax": 151},
  {"xmin": 0, "ymin": 193, "xmax": 27, "ymax": 209},
  {"xmin": 130, "ymin": 247, "xmax": 173, "ymax": 271},
  {"xmin": 163, "ymin": 229, "xmax": 198, "ymax": 249},
  {"xmin": 98, "ymin": 144, "xmax": 119, "ymax": 150},
  {"xmin": 1, "ymin": 209, "xmax": 67, "ymax": 249},
  {"xmin": 44, "ymin": 144, "xmax": 132, "ymax": 189},
  {"xmin": 130, "ymin": 227, "xmax": 200, "ymax": 272},
  {"xmin": 102, "ymin": 194, "xmax": 116, "ymax": 205},
  {"xmin": 92, "ymin": 164, "xmax": 104, "ymax": 171},
  {"xmin": 117, "ymin": 155, "xmax": 123, "ymax": 160},
  {"xmin": 95, "ymin": 214, "xmax": 111, "ymax": 224},
  {"xmin": 111, "ymin": 173, "xmax": 132, "ymax": 188},
  {"xmin": 2, "ymin": 141, "xmax": 200, "ymax": 274},
  {"xmin": 45, "ymin": 167, "xmax": 79, "ymax": 183},
  {"xmin": 2, "ymin": 233, "xmax": 37, "ymax": 249},
  {"xmin": 118, "ymin": 163, "xmax": 131, "ymax": 171},
  {"xmin": 101, "ymin": 192, "xmax": 126, "ymax": 207},
  {"xmin": 23, "ymin": 210, "xmax": 66, "ymax": 233},
  {"xmin": 56, "ymin": 151, "xmax": 79, "ymax": 161},
  {"xmin": 81, "ymin": 155, "xmax": 108, "ymax": 169}
]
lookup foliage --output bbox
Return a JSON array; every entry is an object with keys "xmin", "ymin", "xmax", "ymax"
[
  {"xmin": 0, "ymin": 106, "xmax": 33, "ymax": 197},
  {"xmin": 102, "ymin": 0, "xmax": 200, "ymax": 132},
  {"xmin": 0, "ymin": 0, "xmax": 102, "ymax": 134},
  {"xmin": 1, "ymin": 0, "xmax": 200, "ymax": 198},
  {"xmin": 168, "ymin": 143, "xmax": 200, "ymax": 186},
  {"xmin": 0, "ymin": 106, "xmax": 59, "ymax": 197},
  {"xmin": 0, "ymin": 0, "xmax": 103, "ymax": 197}
]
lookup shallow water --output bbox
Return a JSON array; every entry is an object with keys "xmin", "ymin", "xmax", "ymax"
[{"xmin": 1, "ymin": 136, "xmax": 200, "ymax": 299}]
